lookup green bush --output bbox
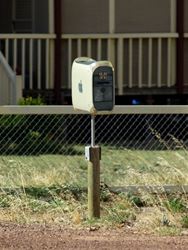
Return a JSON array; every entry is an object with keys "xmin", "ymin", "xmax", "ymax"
[{"xmin": 18, "ymin": 96, "xmax": 45, "ymax": 105}]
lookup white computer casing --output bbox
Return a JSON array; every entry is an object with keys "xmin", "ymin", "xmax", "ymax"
[{"xmin": 72, "ymin": 57, "xmax": 114, "ymax": 114}]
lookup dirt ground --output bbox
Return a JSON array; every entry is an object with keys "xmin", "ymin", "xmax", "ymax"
[{"xmin": 0, "ymin": 223, "xmax": 188, "ymax": 250}]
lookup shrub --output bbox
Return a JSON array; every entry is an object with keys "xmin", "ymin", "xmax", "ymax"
[{"xmin": 18, "ymin": 96, "xmax": 45, "ymax": 105}]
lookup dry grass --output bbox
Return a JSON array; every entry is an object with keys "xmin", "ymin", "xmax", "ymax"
[
  {"xmin": 0, "ymin": 185, "xmax": 187, "ymax": 235},
  {"xmin": 0, "ymin": 147, "xmax": 187, "ymax": 234}
]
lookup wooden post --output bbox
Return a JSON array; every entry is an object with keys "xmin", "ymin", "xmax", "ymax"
[
  {"xmin": 88, "ymin": 146, "xmax": 100, "ymax": 219},
  {"xmin": 54, "ymin": 0, "xmax": 62, "ymax": 104},
  {"xmin": 176, "ymin": 0, "xmax": 184, "ymax": 94}
]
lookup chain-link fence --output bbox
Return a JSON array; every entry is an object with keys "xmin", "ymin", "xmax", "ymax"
[{"xmin": 0, "ymin": 106, "xmax": 188, "ymax": 188}]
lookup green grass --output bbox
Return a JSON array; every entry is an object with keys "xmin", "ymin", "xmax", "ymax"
[
  {"xmin": 0, "ymin": 154, "xmax": 87, "ymax": 187},
  {"xmin": 0, "ymin": 146, "xmax": 187, "ymax": 234},
  {"xmin": 101, "ymin": 147, "xmax": 188, "ymax": 185},
  {"xmin": 181, "ymin": 215, "xmax": 188, "ymax": 228},
  {"xmin": 0, "ymin": 147, "xmax": 188, "ymax": 187}
]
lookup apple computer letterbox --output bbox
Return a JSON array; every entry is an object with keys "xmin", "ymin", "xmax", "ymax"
[{"xmin": 72, "ymin": 57, "xmax": 114, "ymax": 113}]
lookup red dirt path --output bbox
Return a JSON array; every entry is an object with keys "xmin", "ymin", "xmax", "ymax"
[{"xmin": 0, "ymin": 223, "xmax": 188, "ymax": 249}]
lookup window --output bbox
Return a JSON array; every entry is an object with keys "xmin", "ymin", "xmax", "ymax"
[{"xmin": 12, "ymin": 0, "xmax": 33, "ymax": 33}]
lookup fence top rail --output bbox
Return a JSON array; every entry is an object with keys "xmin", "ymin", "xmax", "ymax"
[
  {"xmin": 0, "ymin": 33, "xmax": 179, "ymax": 40},
  {"xmin": 0, "ymin": 33, "xmax": 178, "ymax": 40},
  {"xmin": 0, "ymin": 105, "xmax": 188, "ymax": 115},
  {"xmin": 0, "ymin": 34, "xmax": 56, "ymax": 39},
  {"xmin": 62, "ymin": 33, "xmax": 178, "ymax": 39}
]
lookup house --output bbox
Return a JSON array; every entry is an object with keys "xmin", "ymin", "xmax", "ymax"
[{"xmin": 0, "ymin": 0, "xmax": 188, "ymax": 105}]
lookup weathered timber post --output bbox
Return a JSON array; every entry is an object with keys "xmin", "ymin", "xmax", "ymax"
[{"xmin": 87, "ymin": 115, "xmax": 100, "ymax": 218}]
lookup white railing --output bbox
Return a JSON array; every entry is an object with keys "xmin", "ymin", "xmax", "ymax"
[
  {"xmin": 0, "ymin": 34, "xmax": 55, "ymax": 91},
  {"xmin": 0, "ymin": 51, "xmax": 16, "ymax": 104},
  {"xmin": 0, "ymin": 33, "xmax": 178, "ymax": 95},
  {"xmin": 62, "ymin": 33, "xmax": 178, "ymax": 95}
]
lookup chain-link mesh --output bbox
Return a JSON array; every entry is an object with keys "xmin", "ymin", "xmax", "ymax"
[{"xmin": 0, "ymin": 112, "xmax": 188, "ymax": 187}]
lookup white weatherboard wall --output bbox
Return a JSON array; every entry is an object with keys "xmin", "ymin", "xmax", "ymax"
[
  {"xmin": 0, "ymin": 65, "xmax": 10, "ymax": 105},
  {"xmin": 0, "ymin": 51, "xmax": 22, "ymax": 105}
]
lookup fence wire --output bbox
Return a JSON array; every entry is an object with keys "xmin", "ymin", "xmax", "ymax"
[{"xmin": 0, "ymin": 109, "xmax": 188, "ymax": 187}]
